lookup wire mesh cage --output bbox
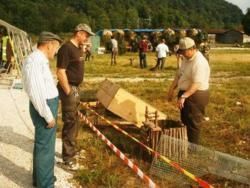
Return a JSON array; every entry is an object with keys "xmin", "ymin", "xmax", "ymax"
[{"xmin": 150, "ymin": 135, "xmax": 250, "ymax": 187}]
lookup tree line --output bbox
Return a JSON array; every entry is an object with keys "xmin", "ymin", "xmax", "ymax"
[{"xmin": 0, "ymin": 0, "xmax": 244, "ymax": 34}]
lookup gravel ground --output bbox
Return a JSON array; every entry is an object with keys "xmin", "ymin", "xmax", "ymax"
[{"xmin": 0, "ymin": 87, "xmax": 73, "ymax": 188}]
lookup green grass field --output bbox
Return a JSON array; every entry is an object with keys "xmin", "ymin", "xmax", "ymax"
[{"xmin": 56, "ymin": 49, "xmax": 250, "ymax": 187}]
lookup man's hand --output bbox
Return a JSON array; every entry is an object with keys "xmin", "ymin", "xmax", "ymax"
[
  {"xmin": 66, "ymin": 88, "xmax": 72, "ymax": 96},
  {"xmin": 57, "ymin": 68, "xmax": 71, "ymax": 96},
  {"xmin": 46, "ymin": 119, "xmax": 56, "ymax": 128},
  {"xmin": 177, "ymin": 97, "xmax": 185, "ymax": 109}
]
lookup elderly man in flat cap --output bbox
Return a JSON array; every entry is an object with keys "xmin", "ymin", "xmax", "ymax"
[
  {"xmin": 167, "ymin": 37, "xmax": 210, "ymax": 144},
  {"xmin": 22, "ymin": 32, "xmax": 62, "ymax": 187},
  {"xmin": 56, "ymin": 23, "xmax": 94, "ymax": 170}
]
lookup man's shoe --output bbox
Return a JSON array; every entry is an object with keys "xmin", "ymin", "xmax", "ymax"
[
  {"xmin": 64, "ymin": 161, "xmax": 80, "ymax": 171},
  {"xmin": 74, "ymin": 150, "xmax": 86, "ymax": 160}
]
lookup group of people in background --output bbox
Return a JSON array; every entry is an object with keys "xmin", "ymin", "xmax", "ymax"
[
  {"xmin": 108, "ymin": 31, "xmax": 210, "ymax": 71},
  {"xmin": 139, "ymin": 35, "xmax": 170, "ymax": 70}
]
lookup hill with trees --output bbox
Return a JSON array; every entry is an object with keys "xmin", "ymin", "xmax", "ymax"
[
  {"xmin": 0, "ymin": 0, "xmax": 243, "ymax": 34},
  {"xmin": 242, "ymin": 8, "xmax": 250, "ymax": 35}
]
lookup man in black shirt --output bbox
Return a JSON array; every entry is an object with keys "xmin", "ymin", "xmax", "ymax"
[{"xmin": 57, "ymin": 23, "xmax": 94, "ymax": 170}]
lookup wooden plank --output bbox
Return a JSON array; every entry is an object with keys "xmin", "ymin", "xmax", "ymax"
[{"xmin": 97, "ymin": 79, "xmax": 167, "ymax": 128}]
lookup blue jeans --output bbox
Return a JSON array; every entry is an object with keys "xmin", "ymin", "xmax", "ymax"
[{"xmin": 29, "ymin": 97, "xmax": 58, "ymax": 188}]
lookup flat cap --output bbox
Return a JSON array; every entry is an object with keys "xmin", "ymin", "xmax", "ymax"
[
  {"xmin": 38, "ymin": 31, "xmax": 62, "ymax": 43},
  {"xmin": 179, "ymin": 37, "xmax": 195, "ymax": 50},
  {"xmin": 74, "ymin": 23, "xmax": 95, "ymax": 36}
]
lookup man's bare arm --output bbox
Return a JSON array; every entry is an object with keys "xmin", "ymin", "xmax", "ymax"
[
  {"xmin": 167, "ymin": 71, "xmax": 179, "ymax": 101},
  {"xmin": 57, "ymin": 68, "xmax": 71, "ymax": 95}
]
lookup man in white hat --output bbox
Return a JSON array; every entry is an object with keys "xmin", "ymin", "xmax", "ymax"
[{"xmin": 167, "ymin": 37, "xmax": 210, "ymax": 144}]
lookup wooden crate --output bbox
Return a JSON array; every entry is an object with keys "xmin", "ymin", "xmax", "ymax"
[{"xmin": 96, "ymin": 79, "xmax": 167, "ymax": 128}]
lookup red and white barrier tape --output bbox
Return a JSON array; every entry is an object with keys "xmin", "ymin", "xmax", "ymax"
[
  {"xmin": 80, "ymin": 102, "xmax": 214, "ymax": 188},
  {"xmin": 78, "ymin": 111, "xmax": 158, "ymax": 188}
]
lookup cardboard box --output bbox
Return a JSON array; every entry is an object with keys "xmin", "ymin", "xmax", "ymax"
[{"xmin": 97, "ymin": 79, "xmax": 167, "ymax": 128}]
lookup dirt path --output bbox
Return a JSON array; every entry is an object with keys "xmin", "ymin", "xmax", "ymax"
[
  {"xmin": 83, "ymin": 75, "xmax": 250, "ymax": 83},
  {"xmin": 84, "ymin": 77, "xmax": 168, "ymax": 83},
  {"xmin": 0, "ymin": 88, "xmax": 73, "ymax": 188}
]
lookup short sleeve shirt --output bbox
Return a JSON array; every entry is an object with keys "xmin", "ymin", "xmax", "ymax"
[
  {"xmin": 111, "ymin": 39, "xmax": 118, "ymax": 49},
  {"xmin": 156, "ymin": 43, "xmax": 169, "ymax": 58},
  {"xmin": 178, "ymin": 51, "xmax": 210, "ymax": 91},
  {"xmin": 57, "ymin": 41, "xmax": 84, "ymax": 86}
]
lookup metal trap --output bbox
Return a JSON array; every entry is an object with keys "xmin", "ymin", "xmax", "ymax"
[{"xmin": 143, "ymin": 106, "xmax": 188, "ymax": 154}]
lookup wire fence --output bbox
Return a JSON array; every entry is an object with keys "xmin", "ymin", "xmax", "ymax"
[{"xmin": 151, "ymin": 135, "xmax": 250, "ymax": 187}]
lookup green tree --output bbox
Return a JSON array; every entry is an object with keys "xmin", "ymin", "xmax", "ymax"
[
  {"xmin": 95, "ymin": 11, "xmax": 111, "ymax": 30},
  {"xmin": 125, "ymin": 8, "xmax": 139, "ymax": 28},
  {"xmin": 242, "ymin": 9, "xmax": 250, "ymax": 35},
  {"xmin": 0, "ymin": 4, "xmax": 12, "ymax": 22},
  {"xmin": 60, "ymin": 11, "xmax": 89, "ymax": 33},
  {"xmin": 109, "ymin": 8, "xmax": 126, "ymax": 28},
  {"xmin": 0, "ymin": 0, "xmax": 244, "ymax": 33}
]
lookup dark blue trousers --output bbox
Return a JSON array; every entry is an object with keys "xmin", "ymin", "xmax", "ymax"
[
  {"xmin": 178, "ymin": 90, "xmax": 209, "ymax": 144},
  {"xmin": 29, "ymin": 97, "xmax": 58, "ymax": 188}
]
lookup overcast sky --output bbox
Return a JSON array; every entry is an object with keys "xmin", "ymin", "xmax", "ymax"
[{"xmin": 225, "ymin": 0, "xmax": 250, "ymax": 14}]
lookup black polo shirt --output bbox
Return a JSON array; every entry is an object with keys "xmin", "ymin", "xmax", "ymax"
[{"xmin": 57, "ymin": 41, "xmax": 84, "ymax": 86}]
